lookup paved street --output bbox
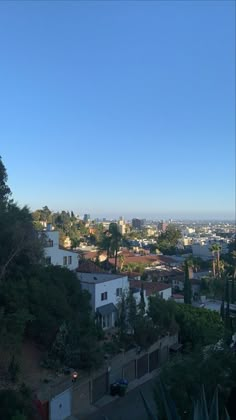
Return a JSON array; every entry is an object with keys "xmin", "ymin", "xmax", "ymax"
[{"xmin": 86, "ymin": 378, "xmax": 157, "ymax": 420}]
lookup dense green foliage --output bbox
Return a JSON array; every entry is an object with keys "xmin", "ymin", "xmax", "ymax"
[
  {"xmin": 0, "ymin": 157, "xmax": 103, "ymax": 375},
  {"xmin": 156, "ymin": 348, "xmax": 235, "ymax": 419},
  {"xmin": 0, "ymin": 387, "xmax": 35, "ymax": 420},
  {"xmin": 98, "ymin": 222, "xmax": 123, "ymax": 272},
  {"xmin": 148, "ymin": 295, "xmax": 223, "ymax": 349},
  {"xmin": 32, "ymin": 206, "xmax": 91, "ymax": 247},
  {"xmin": 116, "ymin": 291, "xmax": 159, "ymax": 350},
  {"xmin": 175, "ymin": 304, "xmax": 224, "ymax": 349},
  {"xmin": 156, "ymin": 225, "xmax": 182, "ymax": 254},
  {"xmin": 183, "ymin": 261, "xmax": 192, "ymax": 304}
]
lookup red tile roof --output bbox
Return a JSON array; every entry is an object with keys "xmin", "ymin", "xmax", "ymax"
[
  {"xmin": 129, "ymin": 280, "xmax": 171, "ymax": 297},
  {"xmin": 109, "ymin": 254, "xmax": 177, "ymax": 267},
  {"xmin": 77, "ymin": 260, "xmax": 106, "ymax": 273}
]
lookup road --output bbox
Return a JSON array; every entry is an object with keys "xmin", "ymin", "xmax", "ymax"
[{"xmin": 86, "ymin": 378, "xmax": 157, "ymax": 420}]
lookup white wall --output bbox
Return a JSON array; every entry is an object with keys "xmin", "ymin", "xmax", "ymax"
[
  {"xmin": 192, "ymin": 241, "xmax": 229, "ymax": 259},
  {"xmin": 95, "ymin": 276, "xmax": 129, "ymax": 310},
  {"xmin": 132, "ymin": 290, "xmax": 148, "ymax": 309},
  {"xmin": 50, "ymin": 388, "xmax": 71, "ymax": 420},
  {"xmin": 43, "ymin": 231, "xmax": 78, "ymax": 270},
  {"xmin": 159, "ymin": 287, "xmax": 172, "ymax": 300},
  {"xmin": 78, "ymin": 274, "xmax": 129, "ymax": 312}
]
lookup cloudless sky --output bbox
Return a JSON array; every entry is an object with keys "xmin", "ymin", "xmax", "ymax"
[{"xmin": 0, "ymin": 0, "xmax": 235, "ymax": 220}]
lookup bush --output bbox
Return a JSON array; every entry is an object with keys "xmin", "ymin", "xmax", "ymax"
[
  {"xmin": 0, "ymin": 389, "xmax": 34, "ymax": 420},
  {"xmin": 8, "ymin": 356, "xmax": 20, "ymax": 382}
]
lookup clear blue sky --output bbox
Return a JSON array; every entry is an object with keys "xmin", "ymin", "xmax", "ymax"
[{"xmin": 0, "ymin": 1, "xmax": 235, "ymax": 220}]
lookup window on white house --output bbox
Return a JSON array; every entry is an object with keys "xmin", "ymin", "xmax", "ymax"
[
  {"xmin": 63, "ymin": 256, "xmax": 67, "ymax": 265},
  {"xmin": 101, "ymin": 292, "xmax": 108, "ymax": 301},
  {"xmin": 116, "ymin": 288, "xmax": 122, "ymax": 297},
  {"xmin": 68, "ymin": 256, "xmax": 72, "ymax": 265},
  {"xmin": 45, "ymin": 256, "xmax": 51, "ymax": 265}
]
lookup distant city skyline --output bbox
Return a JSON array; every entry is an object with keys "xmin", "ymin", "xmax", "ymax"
[{"xmin": 0, "ymin": 1, "xmax": 235, "ymax": 219}]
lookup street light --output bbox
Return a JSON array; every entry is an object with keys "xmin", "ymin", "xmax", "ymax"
[{"xmin": 72, "ymin": 371, "xmax": 78, "ymax": 382}]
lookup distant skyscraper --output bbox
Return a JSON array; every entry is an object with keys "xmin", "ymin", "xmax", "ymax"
[
  {"xmin": 118, "ymin": 217, "xmax": 126, "ymax": 235},
  {"xmin": 158, "ymin": 220, "xmax": 168, "ymax": 232},
  {"xmin": 83, "ymin": 214, "xmax": 90, "ymax": 222},
  {"xmin": 132, "ymin": 218, "xmax": 144, "ymax": 230}
]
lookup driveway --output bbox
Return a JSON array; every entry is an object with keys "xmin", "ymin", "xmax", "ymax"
[{"xmin": 86, "ymin": 377, "xmax": 157, "ymax": 420}]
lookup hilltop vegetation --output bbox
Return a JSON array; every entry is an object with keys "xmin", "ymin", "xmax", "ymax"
[{"xmin": 0, "ymin": 157, "xmax": 103, "ymax": 387}]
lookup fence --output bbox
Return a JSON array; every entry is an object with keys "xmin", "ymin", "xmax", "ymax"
[{"xmin": 45, "ymin": 333, "xmax": 178, "ymax": 419}]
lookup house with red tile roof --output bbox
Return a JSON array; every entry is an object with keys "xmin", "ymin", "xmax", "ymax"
[{"xmin": 129, "ymin": 279, "xmax": 172, "ymax": 309}]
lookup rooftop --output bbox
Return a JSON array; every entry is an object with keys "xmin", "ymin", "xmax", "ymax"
[
  {"xmin": 78, "ymin": 272, "xmax": 128, "ymax": 284},
  {"xmin": 77, "ymin": 261, "xmax": 105, "ymax": 273},
  {"xmin": 129, "ymin": 280, "xmax": 171, "ymax": 297}
]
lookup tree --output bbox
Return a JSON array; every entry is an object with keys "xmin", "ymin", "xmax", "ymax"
[
  {"xmin": 183, "ymin": 261, "xmax": 192, "ymax": 304},
  {"xmin": 155, "ymin": 347, "xmax": 236, "ymax": 419},
  {"xmin": 0, "ymin": 156, "xmax": 11, "ymax": 206},
  {"xmin": 0, "ymin": 160, "xmax": 104, "ymax": 379},
  {"xmin": 118, "ymin": 253, "xmax": 125, "ymax": 271},
  {"xmin": 224, "ymin": 275, "xmax": 231, "ymax": 331},
  {"xmin": 231, "ymin": 250, "xmax": 236, "ymax": 303},
  {"xmin": 0, "ymin": 388, "xmax": 35, "ymax": 420},
  {"xmin": 156, "ymin": 225, "xmax": 182, "ymax": 255},
  {"xmin": 209, "ymin": 243, "xmax": 221, "ymax": 277},
  {"xmin": 109, "ymin": 223, "xmax": 122, "ymax": 273},
  {"xmin": 0, "ymin": 204, "xmax": 44, "ymax": 283},
  {"xmin": 175, "ymin": 304, "xmax": 224, "ymax": 349},
  {"xmin": 148, "ymin": 296, "xmax": 177, "ymax": 334},
  {"xmin": 117, "ymin": 293, "xmax": 127, "ymax": 342},
  {"xmin": 126, "ymin": 290, "xmax": 137, "ymax": 330},
  {"xmin": 138, "ymin": 284, "xmax": 146, "ymax": 316}
]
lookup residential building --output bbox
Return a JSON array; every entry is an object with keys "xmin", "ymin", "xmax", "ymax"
[
  {"xmin": 77, "ymin": 272, "xmax": 129, "ymax": 329},
  {"xmin": 192, "ymin": 239, "xmax": 229, "ymax": 259},
  {"xmin": 129, "ymin": 280, "xmax": 172, "ymax": 309},
  {"xmin": 145, "ymin": 267, "xmax": 185, "ymax": 291},
  {"xmin": 40, "ymin": 224, "xmax": 79, "ymax": 270},
  {"xmin": 117, "ymin": 218, "xmax": 126, "ymax": 235}
]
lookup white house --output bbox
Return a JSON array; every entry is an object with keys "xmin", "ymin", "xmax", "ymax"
[
  {"xmin": 192, "ymin": 239, "xmax": 229, "ymax": 259},
  {"xmin": 40, "ymin": 225, "xmax": 79, "ymax": 271},
  {"xmin": 129, "ymin": 280, "xmax": 172, "ymax": 310},
  {"xmin": 77, "ymin": 272, "xmax": 129, "ymax": 329}
]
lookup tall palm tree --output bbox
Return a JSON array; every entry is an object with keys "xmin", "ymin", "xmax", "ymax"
[
  {"xmin": 209, "ymin": 243, "xmax": 221, "ymax": 277},
  {"xmin": 118, "ymin": 253, "xmax": 125, "ymax": 271},
  {"xmin": 109, "ymin": 223, "xmax": 122, "ymax": 273}
]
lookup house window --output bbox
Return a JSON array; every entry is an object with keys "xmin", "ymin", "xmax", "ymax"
[
  {"xmin": 63, "ymin": 256, "xmax": 67, "ymax": 265},
  {"xmin": 68, "ymin": 256, "xmax": 72, "ymax": 265},
  {"xmin": 45, "ymin": 256, "xmax": 51, "ymax": 265},
  {"xmin": 116, "ymin": 288, "xmax": 122, "ymax": 297},
  {"xmin": 45, "ymin": 239, "xmax": 53, "ymax": 247},
  {"xmin": 101, "ymin": 292, "xmax": 108, "ymax": 301}
]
